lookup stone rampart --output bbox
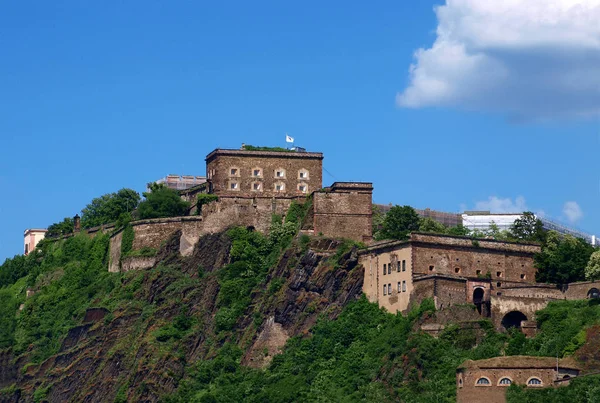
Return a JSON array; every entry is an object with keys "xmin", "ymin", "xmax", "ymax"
[
  {"xmin": 313, "ymin": 182, "xmax": 373, "ymax": 243},
  {"xmin": 564, "ymin": 281, "xmax": 600, "ymax": 300}
]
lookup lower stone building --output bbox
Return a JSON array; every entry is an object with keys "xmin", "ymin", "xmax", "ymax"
[
  {"xmin": 456, "ymin": 356, "xmax": 580, "ymax": 403},
  {"xmin": 358, "ymin": 233, "xmax": 541, "ymax": 314}
]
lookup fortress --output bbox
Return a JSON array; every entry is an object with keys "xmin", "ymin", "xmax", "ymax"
[{"xmin": 31, "ymin": 144, "xmax": 599, "ymax": 401}]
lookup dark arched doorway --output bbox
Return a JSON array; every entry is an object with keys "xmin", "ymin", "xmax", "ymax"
[
  {"xmin": 588, "ymin": 288, "xmax": 600, "ymax": 299},
  {"xmin": 501, "ymin": 311, "xmax": 527, "ymax": 331},
  {"xmin": 473, "ymin": 288, "xmax": 485, "ymax": 314}
]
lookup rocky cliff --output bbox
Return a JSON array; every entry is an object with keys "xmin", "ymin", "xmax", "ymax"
[{"xmin": 0, "ymin": 231, "xmax": 364, "ymax": 402}]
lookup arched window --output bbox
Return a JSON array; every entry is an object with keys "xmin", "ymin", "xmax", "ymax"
[
  {"xmin": 498, "ymin": 377, "xmax": 512, "ymax": 386},
  {"xmin": 476, "ymin": 377, "xmax": 491, "ymax": 386},
  {"xmin": 527, "ymin": 377, "xmax": 543, "ymax": 386}
]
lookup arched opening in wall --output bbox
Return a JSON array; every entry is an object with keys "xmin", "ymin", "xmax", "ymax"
[
  {"xmin": 473, "ymin": 287, "xmax": 484, "ymax": 314},
  {"xmin": 587, "ymin": 288, "xmax": 600, "ymax": 299},
  {"xmin": 501, "ymin": 311, "xmax": 528, "ymax": 331}
]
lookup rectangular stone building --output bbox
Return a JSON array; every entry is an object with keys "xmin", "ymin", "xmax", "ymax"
[
  {"xmin": 205, "ymin": 146, "xmax": 323, "ymax": 198},
  {"xmin": 358, "ymin": 233, "xmax": 541, "ymax": 313},
  {"xmin": 457, "ymin": 356, "xmax": 580, "ymax": 403}
]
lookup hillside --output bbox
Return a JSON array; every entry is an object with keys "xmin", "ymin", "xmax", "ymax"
[{"xmin": 2, "ymin": 220, "xmax": 600, "ymax": 402}]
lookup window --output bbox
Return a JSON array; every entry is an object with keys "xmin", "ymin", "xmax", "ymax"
[
  {"xmin": 298, "ymin": 169, "xmax": 309, "ymax": 180},
  {"xmin": 398, "ymin": 282, "xmax": 401, "ymax": 292},
  {"xmin": 388, "ymin": 265, "xmax": 392, "ymax": 275},
  {"xmin": 497, "ymin": 271, "xmax": 502, "ymax": 277},
  {"xmin": 402, "ymin": 281, "xmax": 406, "ymax": 292},
  {"xmin": 383, "ymin": 285, "xmax": 387, "ymax": 296},
  {"xmin": 458, "ymin": 378, "xmax": 463, "ymax": 388},
  {"xmin": 252, "ymin": 182, "xmax": 262, "ymax": 191},
  {"xmin": 497, "ymin": 282, "xmax": 502, "ymax": 287},
  {"xmin": 476, "ymin": 377, "xmax": 491, "ymax": 386},
  {"xmin": 252, "ymin": 168, "xmax": 263, "ymax": 178},
  {"xmin": 298, "ymin": 184, "xmax": 308, "ymax": 193},
  {"xmin": 527, "ymin": 378, "xmax": 542, "ymax": 386},
  {"xmin": 275, "ymin": 169, "xmax": 286, "ymax": 178},
  {"xmin": 388, "ymin": 283, "xmax": 392, "ymax": 295},
  {"xmin": 229, "ymin": 167, "xmax": 240, "ymax": 177},
  {"xmin": 274, "ymin": 182, "xmax": 286, "ymax": 192},
  {"xmin": 521, "ymin": 274, "xmax": 526, "ymax": 280},
  {"xmin": 429, "ymin": 265, "xmax": 434, "ymax": 272},
  {"xmin": 397, "ymin": 261, "xmax": 401, "ymax": 271},
  {"xmin": 498, "ymin": 378, "xmax": 512, "ymax": 386},
  {"xmin": 383, "ymin": 264, "xmax": 387, "ymax": 275},
  {"xmin": 402, "ymin": 260, "xmax": 406, "ymax": 272},
  {"xmin": 476, "ymin": 270, "xmax": 482, "ymax": 276},
  {"xmin": 455, "ymin": 267, "xmax": 461, "ymax": 274},
  {"xmin": 230, "ymin": 182, "xmax": 239, "ymax": 190}
]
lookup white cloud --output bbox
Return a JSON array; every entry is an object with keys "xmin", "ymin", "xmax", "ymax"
[
  {"xmin": 473, "ymin": 196, "xmax": 528, "ymax": 213},
  {"xmin": 563, "ymin": 201, "xmax": 583, "ymax": 223},
  {"xmin": 397, "ymin": 0, "xmax": 600, "ymax": 120}
]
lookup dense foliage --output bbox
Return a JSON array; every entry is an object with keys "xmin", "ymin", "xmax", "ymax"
[
  {"xmin": 377, "ymin": 205, "xmax": 421, "ymax": 240},
  {"xmin": 138, "ymin": 184, "xmax": 190, "ymax": 219},
  {"xmin": 46, "ymin": 217, "xmax": 74, "ymax": 238},
  {"xmin": 585, "ymin": 250, "xmax": 600, "ymax": 281},
  {"xmin": 535, "ymin": 231, "xmax": 595, "ymax": 284},
  {"xmin": 510, "ymin": 212, "xmax": 546, "ymax": 243},
  {"xmin": 81, "ymin": 188, "xmax": 141, "ymax": 229}
]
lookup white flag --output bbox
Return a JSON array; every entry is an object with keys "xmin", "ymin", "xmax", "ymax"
[{"xmin": 286, "ymin": 134, "xmax": 294, "ymax": 143}]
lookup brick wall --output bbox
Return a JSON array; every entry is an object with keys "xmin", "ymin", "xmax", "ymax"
[
  {"xmin": 206, "ymin": 149, "xmax": 323, "ymax": 198},
  {"xmin": 313, "ymin": 182, "xmax": 373, "ymax": 243},
  {"xmin": 411, "ymin": 233, "xmax": 539, "ymax": 285}
]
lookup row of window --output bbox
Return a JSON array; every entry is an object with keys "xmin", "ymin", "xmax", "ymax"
[
  {"xmin": 382, "ymin": 260, "xmax": 406, "ymax": 275},
  {"xmin": 229, "ymin": 167, "xmax": 310, "ymax": 180},
  {"xmin": 382, "ymin": 281, "xmax": 407, "ymax": 296},
  {"xmin": 471, "ymin": 376, "xmax": 542, "ymax": 387},
  {"xmin": 228, "ymin": 181, "xmax": 308, "ymax": 193}
]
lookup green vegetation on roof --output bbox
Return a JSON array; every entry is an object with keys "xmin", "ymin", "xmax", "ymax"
[{"xmin": 242, "ymin": 145, "xmax": 294, "ymax": 152}]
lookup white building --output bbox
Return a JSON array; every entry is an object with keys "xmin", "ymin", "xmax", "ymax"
[
  {"xmin": 461, "ymin": 211, "xmax": 598, "ymax": 246},
  {"xmin": 24, "ymin": 229, "xmax": 47, "ymax": 255}
]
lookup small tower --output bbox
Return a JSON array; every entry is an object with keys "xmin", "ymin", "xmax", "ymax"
[{"xmin": 74, "ymin": 214, "xmax": 81, "ymax": 233}]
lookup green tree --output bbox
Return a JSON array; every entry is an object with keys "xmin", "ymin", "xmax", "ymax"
[
  {"xmin": 535, "ymin": 231, "xmax": 595, "ymax": 284},
  {"xmin": 419, "ymin": 217, "xmax": 447, "ymax": 234},
  {"xmin": 46, "ymin": 217, "xmax": 74, "ymax": 238},
  {"xmin": 378, "ymin": 205, "xmax": 420, "ymax": 240},
  {"xmin": 510, "ymin": 212, "xmax": 545, "ymax": 242},
  {"xmin": 81, "ymin": 188, "xmax": 140, "ymax": 228},
  {"xmin": 137, "ymin": 184, "xmax": 190, "ymax": 219},
  {"xmin": 585, "ymin": 250, "xmax": 600, "ymax": 281},
  {"xmin": 447, "ymin": 224, "xmax": 470, "ymax": 237}
]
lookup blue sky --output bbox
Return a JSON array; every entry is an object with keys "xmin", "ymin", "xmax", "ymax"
[{"xmin": 1, "ymin": 1, "xmax": 598, "ymax": 261}]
